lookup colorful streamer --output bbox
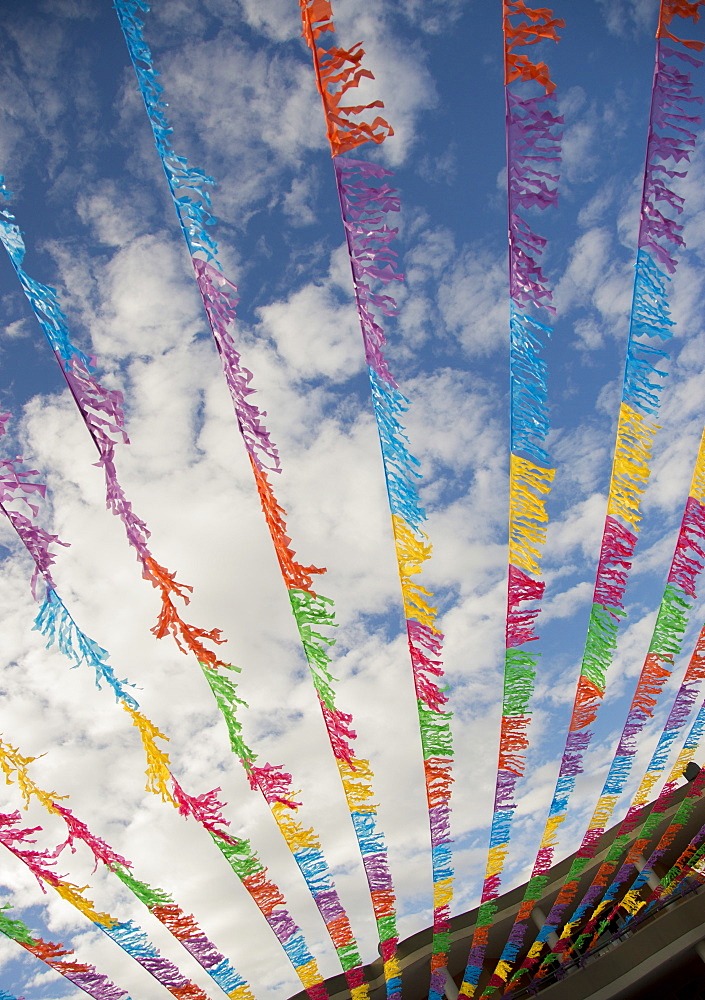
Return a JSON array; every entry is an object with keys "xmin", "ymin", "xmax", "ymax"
[
  {"xmin": 608, "ymin": 764, "xmax": 705, "ymax": 928},
  {"xmin": 0, "ymin": 716, "xmax": 252, "ymax": 1000},
  {"xmin": 299, "ymin": 2, "xmax": 454, "ymax": 996},
  {"xmin": 113, "ymin": 2, "xmax": 399, "ymax": 992},
  {"xmin": 0, "ymin": 903, "xmax": 131, "ymax": 1000},
  {"xmin": 562, "ymin": 696, "xmax": 705, "ymax": 963},
  {"xmin": 0, "ymin": 811, "xmax": 210, "ymax": 1000},
  {"xmin": 459, "ymin": 4, "xmax": 563, "ymax": 995},
  {"xmin": 522, "ymin": 429, "xmax": 705, "ymax": 984},
  {"xmin": 0, "ymin": 417, "xmax": 326, "ymax": 1000},
  {"xmin": 478, "ymin": 4, "xmax": 703, "ymax": 994}
]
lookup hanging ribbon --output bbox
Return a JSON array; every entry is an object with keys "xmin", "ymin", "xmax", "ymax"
[
  {"xmin": 298, "ymin": 2, "xmax": 454, "ymax": 996},
  {"xmin": 459, "ymin": 5, "xmax": 563, "ymax": 996},
  {"xmin": 0, "ymin": 419, "xmax": 326, "ymax": 1000},
  {"xmin": 112, "ymin": 3, "xmax": 398, "ymax": 991},
  {"xmin": 0, "ymin": 721, "xmax": 253, "ymax": 1000},
  {"xmin": 0, "ymin": 903, "xmax": 131, "ymax": 1000},
  {"xmin": 523, "ymin": 429, "xmax": 705, "ymax": 984},
  {"xmin": 480, "ymin": 4, "xmax": 703, "ymax": 994},
  {"xmin": 539, "ymin": 688, "xmax": 705, "ymax": 978},
  {"xmin": 611, "ymin": 764, "xmax": 705, "ymax": 929},
  {"xmin": 0, "ymin": 812, "xmax": 211, "ymax": 1000}
]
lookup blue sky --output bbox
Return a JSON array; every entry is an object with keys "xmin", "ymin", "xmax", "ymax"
[{"xmin": 1, "ymin": 0, "xmax": 705, "ymax": 997}]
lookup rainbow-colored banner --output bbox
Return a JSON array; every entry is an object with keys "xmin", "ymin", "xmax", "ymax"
[
  {"xmin": 612, "ymin": 763, "xmax": 705, "ymax": 927},
  {"xmin": 298, "ymin": 1, "xmax": 454, "ymax": 995},
  {"xmin": 0, "ymin": 417, "xmax": 326, "ymax": 1000},
  {"xmin": 478, "ymin": 3, "xmax": 703, "ymax": 995},
  {"xmin": 536, "ymin": 692, "xmax": 705, "ymax": 978},
  {"xmin": 0, "ymin": 720, "xmax": 252, "ymax": 1000},
  {"xmin": 113, "ymin": 2, "xmax": 398, "ymax": 991},
  {"xmin": 0, "ymin": 903, "xmax": 131, "ymax": 1000},
  {"xmin": 523, "ymin": 429, "xmax": 705, "ymax": 983},
  {"xmin": 460, "ymin": 4, "xmax": 563, "ymax": 996},
  {"xmin": 0, "ymin": 810, "xmax": 210, "ymax": 1000}
]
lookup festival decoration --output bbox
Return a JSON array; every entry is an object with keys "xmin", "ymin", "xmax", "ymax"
[
  {"xmin": 298, "ymin": 2, "xmax": 454, "ymax": 996},
  {"xmin": 522, "ymin": 429, "xmax": 705, "ymax": 985},
  {"xmin": 113, "ymin": 3, "xmax": 398, "ymax": 993},
  {"xmin": 0, "ymin": 414, "xmax": 325, "ymax": 1000},
  {"xmin": 539, "ymin": 696, "xmax": 705, "ymax": 975},
  {"xmin": 459, "ymin": 4, "xmax": 563, "ymax": 995},
  {"xmin": 0, "ymin": 903, "xmax": 131, "ymax": 1000},
  {"xmin": 0, "ymin": 809, "xmax": 210, "ymax": 1000},
  {"xmin": 479, "ymin": 3, "xmax": 704, "ymax": 993},
  {"xmin": 0, "ymin": 722, "xmax": 252, "ymax": 1000}
]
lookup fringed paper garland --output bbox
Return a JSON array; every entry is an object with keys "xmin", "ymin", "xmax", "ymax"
[
  {"xmin": 0, "ymin": 811, "xmax": 211, "ymax": 1000},
  {"xmin": 0, "ymin": 903, "xmax": 131, "ymax": 1000},
  {"xmin": 299, "ymin": 2, "xmax": 453, "ymax": 995},
  {"xmin": 459, "ymin": 5, "xmax": 563, "ymax": 996},
  {"xmin": 608, "ymin": 764, "xmax": 705, "ymax": 931},
  {"xmin": 481, "ymin": 5, "xmax": 703, "ymax": 995},
  {"xmin": 0, "ymin": 427, "xmax": 326, "ymax": 1000},
  {"xmin": 523, "ymin": 430, "xmax": 705, "ymax": 985},
  {"xmin": 0, "ymin": 719, "xmax": 253, "ymax": 1000},
  {"xmin": 113, "ymin": 3, "xmax": 397, "ymax": 991},
  {"xmin": 564, "ymin": 696, "xmax": 705, "ymax": 961}
]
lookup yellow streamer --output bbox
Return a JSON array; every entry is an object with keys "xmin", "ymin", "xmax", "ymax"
[
  {"xmin": 0, "ymin": 738, "xmax": 64, "ymax": 814},
  {"xmin": 337, "ymin": 757, "xmax": 377, "ymax": 812},
  {"xmin": 52, "ymin": 878, "xmax": 116, "ymax": 926},
  {"xmin": 632, "ymin": 769, "xmax": 662, "ymax": 807},
  {"xmin": 433, "ymin": 876, "xmax": 454, "ymax": 909},
  {"xmin": 539, "ymin": 813, "xmax": 564, "ymax": 850},
  {"xmin": 588, "ymin": 795, "xmax": 620, "ymax": 830},
  {"xmin": 606, "ymin": 403, "xmax": 660, "ymax": 529},
  {"xmin": 485, "ymin": 844, "xmax": 509, "ymax": 878},
  {"xmin": 620, "ymin": 889, "xmax": 645, "ymax": 916},
  {"xmin": 298, "ymin": 959, "xmax": 326, "ymax": 989},
  {"xmin": 689, "ymin": 428, "xmax": 705, "ymax": 502},
  {"xmin": 384, "ymin": 956, "xmax": 402, "ymax": 981},
  {"xmin": 124, "ymin": 704, "xmax": 175, "ymax": 804},
  {"xmin": 271, "ymin": 802, "xmax": 319, "ymax": 852},
  {"xmin": 509, "ymin": 455, "xmax": 555, "ymax": 575},
  {"xmin": 666, "ymin": 748, "xmax": 697, "ymax": 787},
  {"xmin": 525, "ymin": 941, "xmax": 543, "ymax": 962}
]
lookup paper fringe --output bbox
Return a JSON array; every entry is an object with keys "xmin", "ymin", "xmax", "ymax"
[
  {"xmin": 0, "ymin": 813, "xmax": 210, "ymax": 1000},
  {"xmin": 298, "ymin": 1, "xmax": 453, "ymax": 990},
  {"xmin": 508, "ymin": 456, "xmax": 555, "ymax": 576},
  {"xmin": 461, "ymin": 9, "xmax": 565, "ymax": 997},
  {"xmin": 0, "ymin": 737, "xmax": 254, "ymax": 1000},
  {"xmin": 299, "ymin": 0, "xmax": 393, "ymax": 156},
  {"xmin": 510, "ymin": 307, "xmax": 553, "ymax": 463},
  {"xmin": 504, "ymin": 1, "xmax": 565, "ymax": 92},
  {"xmin": 0, "ymin": 904, "xmax": 130, "ymax": 1000},
  {"xmin": 116, "ymin": 0, "xmax": 397, "ymax": 976},
  {"xmin": 512, "ymin": 14, "xmax": 705, "ymax": 987},
  {"xmin": 1, "ymin": 439, "xmax": 323, "ymax": 1000}
]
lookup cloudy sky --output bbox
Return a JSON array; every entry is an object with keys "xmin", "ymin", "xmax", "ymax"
[{"xmin": 1, "ymin": 0, "xmax": 705, "ymax": 997}]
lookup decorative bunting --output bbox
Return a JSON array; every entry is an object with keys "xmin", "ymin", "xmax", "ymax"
[
  {"xmin": 299, "ymin": 1, "xmax": 454, "ymax": 995},
  {"xmin": 523, "ymin": 430, "xmax": 705, "ymax": 985},
  {"xmin": 0, "ymin": 712, "xmax": 253, "ymax": 1000},
  {"xmin": 0, "ymin": 903, "xmax": 131, "ymax": 1000},
  {"xmin": 113, "ymin": 3, "xmax": 400, "ymax": 992},
  {"xmin": 0, "ymin": 422, "xmax": 325, "ymax": 1000},
  {"xmin": 460, "ymin": 4, "xmax": 563, "ymax": 996},
  {"xmin": 561, "ymin": 696, "xmax": 705, "ymax": 963},
  {"xmin": 0, "ymin": 811, "xmax": 210, "ymax": 1000},
  {"xmin": 481, "ymin": 2, "xmax": 703, "ymax": 995}
]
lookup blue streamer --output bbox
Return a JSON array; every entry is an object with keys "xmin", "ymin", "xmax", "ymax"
[
  {"xmin": 509, "ymin": 304, "xmax": 552, "ymax": 464},
  {"xmin": 34, "ymin": 588, "xmax": 138, "ymax": 709},
  {"xmin": 113, "ymin": 0, "xmax": 219, "ymax": 261}
]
